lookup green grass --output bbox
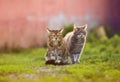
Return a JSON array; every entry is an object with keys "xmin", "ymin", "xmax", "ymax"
[{"xmin": 0, "ymin": 35, "xmax": 120, "ymax": 82}]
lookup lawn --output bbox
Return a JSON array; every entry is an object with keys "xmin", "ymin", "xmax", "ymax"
[{"xmin": 0, "ymin": 35, "xmax": 120, "ymax": 82}]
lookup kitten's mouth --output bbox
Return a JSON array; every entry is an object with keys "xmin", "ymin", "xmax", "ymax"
[
  {"xmin": 77, "ymin": 35, "xmax": 85, "ymax": 39},
  {"xmin": 53, "ymin": 42, "xmax": 58, "ymax": 46},
  {"xmin": 81, "ymin": 35, "xmax": 85, "ymax": 38},
  {"xmin": 77, "ymin": 35, "xmax": 82, "ymax": 38}
]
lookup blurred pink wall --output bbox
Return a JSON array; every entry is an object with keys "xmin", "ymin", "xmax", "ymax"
[{"xmin": 0, "ymin": 0, "xmax": 119, "ymax": 48}]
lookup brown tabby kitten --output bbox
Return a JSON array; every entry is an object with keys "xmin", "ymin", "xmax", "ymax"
[
  {"xmin": 45, "ymin": 28, "xmax": 69, "ymax": 65},
  {"xmin": 64, "ymin": 24, "xmax": 87, "ymax": 64}
]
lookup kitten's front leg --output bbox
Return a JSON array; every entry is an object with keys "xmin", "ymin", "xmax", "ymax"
[
  {"xmin": 76, "ymin": 53, "xmax": 80, "ymax": 63},
  {"xmin": 70, "ymin": 54, "xmax": 77, "ymax": 64},
  {"xmin": 45, "ymin": 51, "xmax": 56, "ymax": 65},
  {"xmin": 45, "ymin": 52, "xmax": 49, "ymax": 61},
  {"xmin": 71, "ymin": 54, "xmax": 80, "ymax": 64}
]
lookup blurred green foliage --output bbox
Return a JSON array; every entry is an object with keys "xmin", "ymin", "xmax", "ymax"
[{"xmin": 62, "ymin": 23, "xmax": 73, "ymax": 37}]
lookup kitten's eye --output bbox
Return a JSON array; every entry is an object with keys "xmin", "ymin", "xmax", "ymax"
[
  {"xmin": 75, "ymin": 28, "xmax": 81, "ymax": 31},
  {"xmin": 57, "ymin": 38, "xmax": 61, "ymax": 41},
  {"xmin": 50, "ymin": 35, "xmax": 54, "ymax": 38},
  {"xmin": 51, "ymin": 38, "xmax": 56, "ymax": 41}
]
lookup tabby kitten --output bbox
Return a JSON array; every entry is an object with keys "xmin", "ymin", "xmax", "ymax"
[
  {"xmin": 64, "ymin": 24, "xmax": 87, "ymax": 64},
  {"xmin": 45, "ymin": 28, "xmax": 68, "ymax": 65}
]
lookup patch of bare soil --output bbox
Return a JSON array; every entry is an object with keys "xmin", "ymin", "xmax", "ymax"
[{"xmin": 7, "ymin": 66, "xmax": 64, "ymax": 80}]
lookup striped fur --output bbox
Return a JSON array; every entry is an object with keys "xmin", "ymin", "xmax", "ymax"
[
  {"xmin": 45, "ymin": 28, "xmax": 69, "ymax": 65},
  {"xmin": 64, "ymin": 24, "xmax": 87, "ymax": 64}
]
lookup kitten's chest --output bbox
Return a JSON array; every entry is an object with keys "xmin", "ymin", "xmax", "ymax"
[
  {"xmin": 49, "ymin": 45, "xmax": 65, "ymax": 54},
  {"xmin": 74, "ymin": 42, "xmax": 84, "ymax": 49},
  {"xmin": 70, "ymin": 38, "xmax": 85, "ymax": 53},
  {"xmin": 71, "ymin": 38, "xmax": 84, "ymax": 46}
]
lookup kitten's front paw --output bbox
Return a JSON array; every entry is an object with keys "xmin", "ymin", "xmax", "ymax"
[
  {"xmin": 45, "ymin": 60, "xmax": 55, "ymax": 65},
  {"xmin": 55, "ymin": 60, "xmax": 61, "ymax": 63}
]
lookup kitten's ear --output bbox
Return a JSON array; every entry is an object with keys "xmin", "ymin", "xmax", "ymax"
[
  {"xmin": 74, "ymin": 24, "xmax": 78, "ymax": 31},
  {"xmin": 47, "ymin": 28, "xmax": 51, "ymax": 33},
  {"xmin": 74, "ymin": 24, "xmax": 77, "ymax": 29},
  {"xmin": 59, "ymin": 28, "xmax": 63, "ymax": 33},
  {"xmin": 82, "ymin": 24, "xmax": 87, "ymax": 30}
]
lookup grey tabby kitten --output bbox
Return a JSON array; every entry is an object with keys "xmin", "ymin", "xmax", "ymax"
[{"xmin": 64, "ymin": 24, "xmax": 87, "ymax": 64}]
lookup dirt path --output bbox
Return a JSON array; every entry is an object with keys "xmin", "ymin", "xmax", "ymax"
[{"xmin": 7, "ymin": 66, "xmax": 64, "ymax": 80}]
